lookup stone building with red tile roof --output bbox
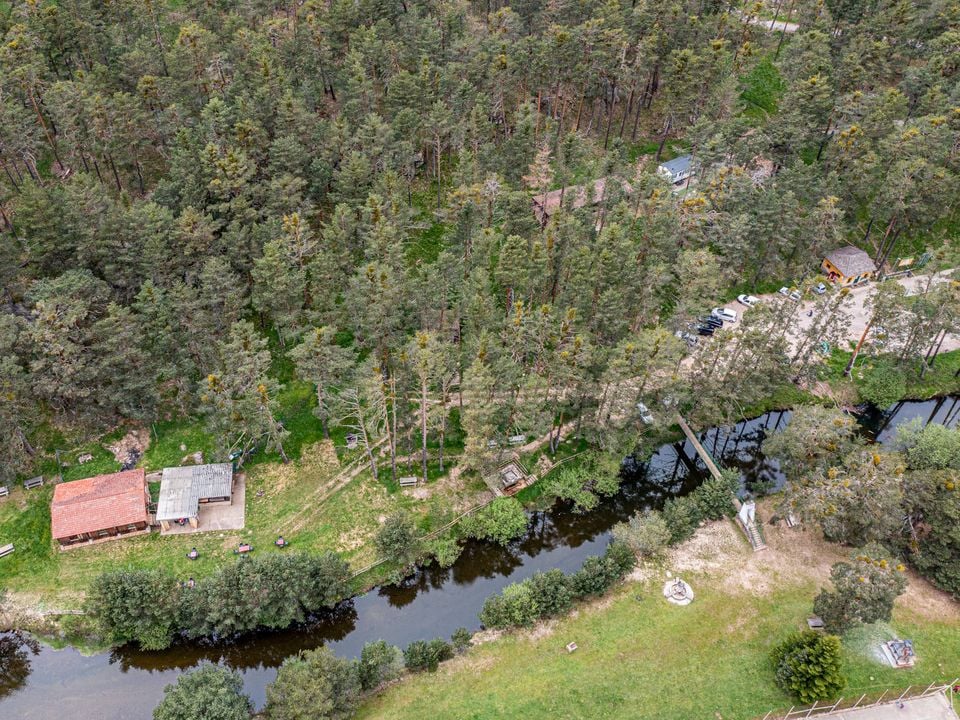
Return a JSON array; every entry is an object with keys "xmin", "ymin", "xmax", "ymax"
[{"xmin": 50, "ymin": 469, "xmax": 151, "ymax": 548}]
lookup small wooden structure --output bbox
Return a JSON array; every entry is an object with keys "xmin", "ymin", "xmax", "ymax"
[
  {"xmin": 807, "ymin": 616, "xmax": 825, "ymax": 631},
  {"xmin": 234, "ymin": 542, "xmax": 253, "ymax": 555},
  {"xmin": 399, "ymin": 476, "xmax": 419, "ymax": 488},
  {"xmin": 0, "ymin": 543, "xmax": 14, "ymax": 558},
  {"xmin": 822, "ymin": 246, "xmax": 876, "ymax": 286},
  {"xmin": 156, "ymin": 463, "xmax": 234, "ymax": 531},
  {"xmin": 51, "ymin": 470, "xmax": 150, "ymax": 548},
  {"xmin": 24, "ymin": 476, "xmax": 43, "ymax": 490}
]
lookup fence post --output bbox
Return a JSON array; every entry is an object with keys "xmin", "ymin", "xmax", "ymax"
[
  {"xmin": 851, "ymin": 694, "xmax": 866, "ymax": 709},
  {"xmin": 897, "ymin": 686, "xmax": 912, "ymax": 701},
  {"xmin": 874, "ymin": 690, "xmax": 888, "ymax": 707},
  {"xmin": 804, "ymin": 700, "xmax": 819, "ymax": 718}
]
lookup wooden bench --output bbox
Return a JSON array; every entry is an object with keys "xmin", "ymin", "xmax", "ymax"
[
  {"xmin": 399, "ymin": 476, "xmax": 419, "ymax": 488},
  {"xmin": 23, "ymin": 476, "xmax": 43, "ymax": 490},
  {"xmin": 0, "ymin": 486, "xmax": 9, "ymax": 498},
  {"xmin": 508, "ymin": 435, "xmax": 526, "ymax": 445},
  {"xmin": 0, "ymin": 544, "xmax": 14, "ymax": 558}
]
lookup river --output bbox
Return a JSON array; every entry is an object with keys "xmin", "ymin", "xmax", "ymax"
[{"xmin": 1, "ymin": 395, "xmax": 958, "ymax": 719}]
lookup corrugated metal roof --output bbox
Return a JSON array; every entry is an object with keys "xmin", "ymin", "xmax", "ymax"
[
  {"xmin": 51, "ymin": 470, "xmax": 148, "ymax": 539},
  {"xmin": 659, "ymin": 154, "xmax": 692, "ymax": 177},
  {"xmin": 156, "ymin": 463, "xmax": 232, "ymax": 521}
]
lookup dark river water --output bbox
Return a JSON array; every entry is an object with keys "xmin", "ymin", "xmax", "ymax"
[{"xmin": 1, "ymin": 396, "xmax": 958, "ymax": 719}]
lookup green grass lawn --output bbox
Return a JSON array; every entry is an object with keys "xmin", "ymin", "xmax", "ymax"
[
  {"xmin": 0, "ymin": 431, "xmax": 489, "ymax": 610},
  {"xmin": 821, "ymin": 348, "xmax": 960, "ymax": 402},
  {"xmin": 357, "ymin": 562, "xmax": 960, "ymax": 720}
]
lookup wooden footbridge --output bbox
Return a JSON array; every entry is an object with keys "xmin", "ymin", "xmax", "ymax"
[{"xmin": 674, "ymin": 413, "xmax": 767, "ymax": 552}]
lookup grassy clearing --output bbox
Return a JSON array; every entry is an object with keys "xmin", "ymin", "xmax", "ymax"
[
  {"xmin": 357, "ymin": 520, "xmax": 960, "ymax": 720},
  {"xmin": 740, "ymin": 56, "xmax": 785, "ymax": 120},
  {"xmin": 821, "ymin": 348, "xmax": 960, "ymax": 402},
  {"xmin": 0, "ymin": 433, "xmax": 490, "ymax": 609}
]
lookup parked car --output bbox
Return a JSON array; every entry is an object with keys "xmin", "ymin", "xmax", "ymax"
[
  {"xmin": 636, "ymin": 402, "xmax": 654, "ymax": 424},
  {"xmin": 737, "ymin": 294, "xmax": 760, "ymax": 306},
  {"xmin": 696, "ymin": 325, "xmax": 715, "ymax": 336},
  {"xmin": 711, "ymin": 307, "xmax": 738, "ymax": 323},
  {"xmin": 674, "ymin": 330, "xmax": 698, "ymax": 346},
  {"xmin": 812, "ymin": 282, "xmax": 827, "ymax": 295},
  {"xmin": 789, "ymin": 289, "xmax": 802, "ymax": 302},
  {"xmin": 778, "ymin": 286, "xmax": 789, "ymax": 296},
  {"xmin": 698, "ymin": 316, "xmax": 723, "ymax": 328}
]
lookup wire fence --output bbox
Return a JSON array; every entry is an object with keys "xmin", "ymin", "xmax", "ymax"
[{"xmin": 759, "ymin": 679, "xmax": 959, "ymax": 720}]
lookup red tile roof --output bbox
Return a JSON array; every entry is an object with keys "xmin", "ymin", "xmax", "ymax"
[{"xmin": 51, "ymin": 469, "xmax": 149, "ymax": 540}]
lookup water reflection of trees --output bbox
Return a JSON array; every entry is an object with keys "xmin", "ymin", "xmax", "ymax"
[
  {"xmin": 111, "ymin": 601, "xmax": 358, "ymax": 673},
  {"xmin": 0, "ymin": 631, "xmax": 39, "ymax": 699}
]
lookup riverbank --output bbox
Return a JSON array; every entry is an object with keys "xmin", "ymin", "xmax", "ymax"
[{"xmin": 356, "ymin": 513, "xmax": 960, "ymax": 720}]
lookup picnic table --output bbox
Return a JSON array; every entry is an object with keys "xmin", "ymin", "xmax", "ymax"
[
  {"xmin": 0, "ymin": 543, "xmax": 14, "ymax": 558},
  {"xmin": 186, "ymin": 548, "xmax": 199, "ymax": 560},
  {"xmin": 234, "ymin": 543, "xmax": 254, "ymax": 555},
  {"xmin": 274, "ymin": 536, "xmax": 288, "ymax": 548}
]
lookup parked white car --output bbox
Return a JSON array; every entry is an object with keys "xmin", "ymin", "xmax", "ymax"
[
  {"xmin": 636, "ymin": 402, "xmax": 654, "ymax": 424},
  {"xmin": 812, "ymin": 282, "xmax": 827, "ymax": 295},
  {"xmin": 789, "ymin": 289, "xmax": 802, "ymax": 301},
  {"xmin": 711, "ymin": 307, "xmax": 738, "ymax": 323},
  {"xmin": 737, "ymin": 294, "xmax": 760, "ymax": 306}
]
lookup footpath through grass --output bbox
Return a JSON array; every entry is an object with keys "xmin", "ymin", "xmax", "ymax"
[{"xmin": 358, "ymin": 520, "xmax": 960, "ymax": 720}]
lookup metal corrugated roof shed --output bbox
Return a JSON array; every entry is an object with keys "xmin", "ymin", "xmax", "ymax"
[{"xmin": 156, "ymin": 463, "xmax": 232, "ymax": 522}]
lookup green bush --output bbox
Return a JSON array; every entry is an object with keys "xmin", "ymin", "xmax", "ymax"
[
  {"xmin": 460, "ymin": 497, "xmax": 529, "ymax": 545},
  {"xmin": 771, "ymin": 631, "xmax": 846, "ymax": 703},
  {"xmin": 428, "ymin": 534, "xmax": 463, "ymax": 568},
  {"xmin": 451, "ymin": 627, "xmax": 473, "ymax": 654},
  {"xmin": 479, "ymin": 580, "xmax": 541, "ymax": 629},
  {"xmin": 87, "ymin": 570, "xmax": 180, "ymax": 650},
  {"xmin": 569, "ymin": 542, "xmax": 634, "ymax": 598},
  {"xmin": 357, "ymin": 640, "xmax": 404, "ymax": 691},
  {"xmin": 265, "ymin": 646, "xmax": 360, "ymax": 720},
  {"xmin": 612, "ymin": 509, "xmax": 671, "ymax": 558},
  {"xmin": 375, "ymin": 511, "xmax": 421, "ymax": 564},
  {"xmin": 813, "ymin": 545, "xmax": 908, "ymax": 634},
  {"xmin": 661, "ymin": 495, "xmax": 704, "ymax": 544},
  {"xmin": 154, "ymin": 664, "xmax": 251, "ymax": 720},
  {"xmin": 694, "ymin": 470, "xmax": 739, "ymax": 520},
  {"xmin": 527, "ymin": 569, "xmax": 574, "ymax": 616},
  {"xmin": 90, "ymin": 552, "xmax": 351, "ymax": 649},
  {"xmin": 403, "ymin": 638, "xmax": 454, "ymax": 672}
]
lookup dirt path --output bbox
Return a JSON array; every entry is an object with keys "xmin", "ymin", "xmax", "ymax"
[{"xmin": 633, "ymin": 500, "xmax": 960, "ymax": 623}]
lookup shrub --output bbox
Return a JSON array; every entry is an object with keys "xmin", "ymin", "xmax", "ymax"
[
  {"xmin": 612, "ymin": 509, "xmax": 671, "ymax": 558},
  {"xmin": 527, "ymin": 569, "xmax": 574, "ymax": 617},
  {"xmin": 375, "ymin": 511, "xmax": 420, "ymax": 564},
  {"xmin": 542, "ymin": 453, "xmax": 623, "ymax": 512},
  {"xmin": 478, "ymin": 580, "xmax": 541, "ymax": 629},
  {"xmin": 403, "ymin": 638, "xmax": 453, "ymax": 672},
  {"xmin": 357, "ymin": 640, "xmax": 404, "ymax": 691},
  {"xmin": 813, "ymin": 544, "xmax": 908, "ymax": 634},
  {"xmin": 427, "ymin": 534, "xmax": 462, "ymax": 568},
  {"xmin": 902, "ymin": 468, "xmax": 960, "ymax": 596},
  {"xmin": 87, "ymin": 570, "xmax": 180, "ymax": 650},
  {"xmin": 858, "ymin": 360, "xmax": 906, "ymax": 410},
  {"xmin": 460, "ymin": 497, "xmax": 529, "ymax": 545},
  {"xmin": 265, "ymin": 647, "xmax": 360, "ymax": 720},
  {"xmin": 182, "ymin": 552, "xmax": 350, "ymax": 639},
  {"xmin": 771, "ymin": 631, "xmax": 845, "ymax": 703},
  {"xmin": 569, "ymin": 543, "xmax": 634, "ymax": 598},
  {"xmin": 694, "ymin": 470, "xmax": 739, "ymax": 520},
  {"xmin": 450, "ymin": 627, "xmax": 473, "ymax": 654},
  {"xmin": 660, "ymin": 495, "xmax": 704, "ymax": 544},
  {"xmin": 154, "ymin": 664, "xmax": 251, "ymax": 720}
]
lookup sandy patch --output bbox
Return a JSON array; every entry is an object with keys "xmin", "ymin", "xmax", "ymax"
[{"xmin": 896, "ymin": 569, "xmax": 960, "ymax": 622}]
